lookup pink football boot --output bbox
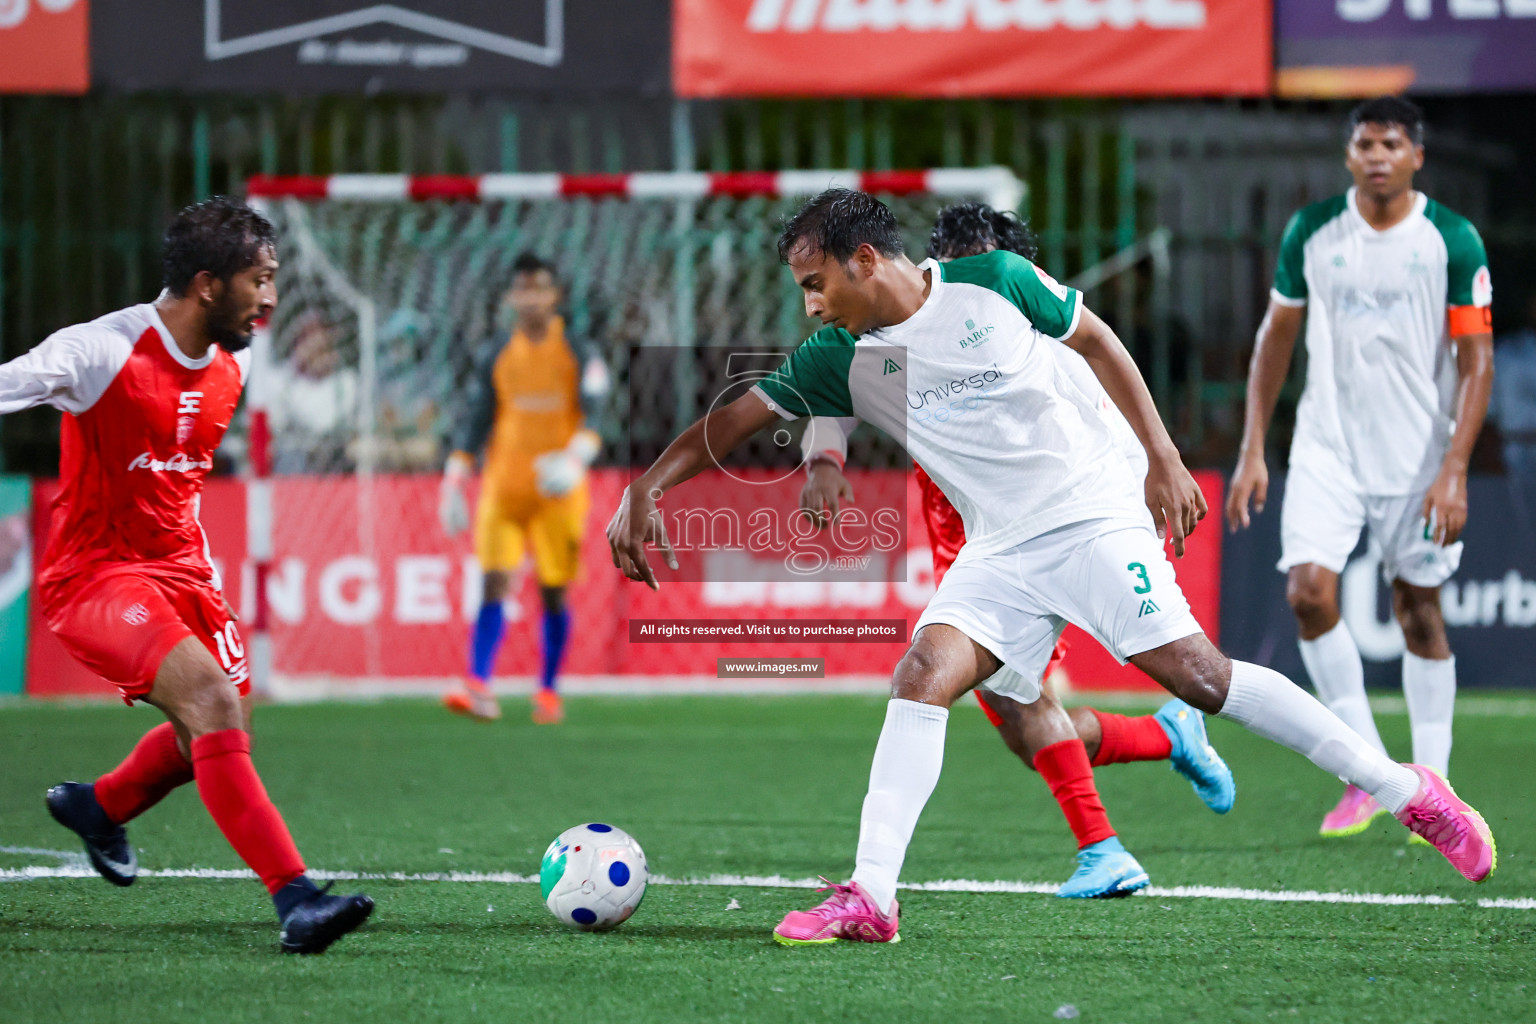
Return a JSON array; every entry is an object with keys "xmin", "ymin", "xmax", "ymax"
[
  {"xmin": 773, "ymin": 879, "xmax": 901, "ymax": 946},
  {"xmin": 1394, "ymin": 765, "xmax": 1497, "ymax": 883},
  {"xmin": 1319, "ymin": 785, "xmax": 1386, "ymax": 837}
]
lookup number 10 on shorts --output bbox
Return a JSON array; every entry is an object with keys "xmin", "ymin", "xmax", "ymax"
[{"xmin": 211, "ymin": 620, "xmax": 250, "ymax": 689}]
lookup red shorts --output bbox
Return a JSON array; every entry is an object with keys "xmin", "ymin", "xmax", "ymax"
[
  {"xmin": 45, "ymin": 569, "xmax": 250, "ymax": 704},
  {"xmin": 975, "ymin": 637, "xmax": 1071, "ymax": 727}
]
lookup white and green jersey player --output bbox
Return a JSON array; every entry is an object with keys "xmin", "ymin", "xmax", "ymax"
[
  {"xmin": 1272, "ymin": 187, "xmax": 1491, "ymax": 506},
  {"xmin": 609, "ymin": 188, "xmax": 1496, "ymax": 935},
  {"xmin": 756, "ymin": 250, "xmax": 1179, "ymax": 701},
  {"xmin": 1227, "ymin": 98, "xmax": 1495, "ymax": 836},
  {"xmin": 759, "ymin": 250, "xmax": 1151, "ymax": 567}
]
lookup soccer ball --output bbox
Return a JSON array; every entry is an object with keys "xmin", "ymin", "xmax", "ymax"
[{"xmin": 540, "ymin": 823, "xmax": 648, "ymax": 930}]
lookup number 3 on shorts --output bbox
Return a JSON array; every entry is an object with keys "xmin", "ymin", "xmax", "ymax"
[{"xmin": 1127, "ymin": 562, "xmax": 1152, "ymax": 595}]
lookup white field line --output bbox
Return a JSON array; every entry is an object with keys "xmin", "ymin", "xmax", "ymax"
[
  {"xmin": 0, "ymin": 861, "xmax": 1526, "ymax": 910},
  {"xmin": 0, "ymin": 844, "xmax": 86, "ymax": 863}
]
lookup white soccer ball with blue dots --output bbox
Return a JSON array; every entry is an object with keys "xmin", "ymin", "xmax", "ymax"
[{"xmin": 540, "ymin": 823, "xmax": 648, "ymax": 931}]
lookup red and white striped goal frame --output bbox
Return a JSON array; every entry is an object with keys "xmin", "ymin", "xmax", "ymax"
[
  {"xmin": 245, "ymin": 167, "xmax": 1024, "ymax": 210},
  {"xmin": 239, "ymin": 167, "xmax": 1022, "ymax": 694}
]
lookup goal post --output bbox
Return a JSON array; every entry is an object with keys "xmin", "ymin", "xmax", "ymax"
[{"xmin": 241, "ymin": 167, "xmax": 1025, "ymax": 698}]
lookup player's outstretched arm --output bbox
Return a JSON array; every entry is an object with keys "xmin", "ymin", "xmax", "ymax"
[
  {"xmin": 0, "ymin": 325, "xmax": 123, "ymax": 417},
  {"xmin": 798, "ymin": 417, "xmax": 859, "ymax": 529},
  {"xmin": 607, "ymin": 391, "xmax": 782, "ymax": 589},
  {"xmin": 1226, "ymin": 300, "xmax": 1303, "ymax": 533},
  {"xmin": 1061, "ymin": 306, "xmax": 1206, "ymax": 557},
  {"xmin": 1423, "ymin": 327, "xmax": 1493, "ymax": 546}
]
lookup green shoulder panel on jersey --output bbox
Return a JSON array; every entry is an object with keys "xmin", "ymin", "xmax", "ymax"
[
  {"xmin": 754, "ymin": 326, "xmax": 858, "ymax": 418},
  {"xmin": 939, "ymin": 249, "xmax": 1080, "ymax": 340},
  {"xmin": 1273, "ymin": 195, "xmax": 1349, "ymax": 302},
  {"xmin": 1424, "ymin": 200, "xmax": 1491, "ymax": 308}
]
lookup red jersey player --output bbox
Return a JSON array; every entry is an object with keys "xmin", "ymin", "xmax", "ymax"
[
  {"xmin": 1, "ymin": 197, "xmax": 372, "ymax": 954},
  {"xmin": 799, "ymin": 203, "xmax": 1236, "ymax": 898}
]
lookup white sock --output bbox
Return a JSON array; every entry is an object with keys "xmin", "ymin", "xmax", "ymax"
[
  {"xmin": 1298, "ymin": 623, "xmax": 1387, "ymax": 756},
  {"xmin": 1218, "ymin": 660, "xmax": 1419, "ymax": 814},
  {"xmin": 1403, "ymin": 652, "xmax": 1456, "ymax": 776},
  {"xmin": 851, "ymin": 699, "xmax": 949, "ymax": 914}
]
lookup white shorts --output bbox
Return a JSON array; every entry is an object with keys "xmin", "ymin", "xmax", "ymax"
[
  {"xmin": 913, "ymin": 517, "xmax": 1204, "ymax": 704},
  {"xmin": 1278, "ymin": 455, "xmax": 1461, "ymax": 587}
]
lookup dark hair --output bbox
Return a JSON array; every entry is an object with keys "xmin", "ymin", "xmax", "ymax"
[
  {"xmin": 512, "ymin": 251, "xmax": 558, "ymax": 281},
  {"xmin": 927, "ymin": 202, "xmax": 1038, "ymax": 262},
  {"xmin": 777, "ymin": 188, "xmax": 904, "ymax": 265},
  {"xmin": 161, "ymin": 196, "xmax": 276, "ymax": 297},
  {"xmin": 1348, "ymin": 96, "xmax": 1424, "ymax": 146}
]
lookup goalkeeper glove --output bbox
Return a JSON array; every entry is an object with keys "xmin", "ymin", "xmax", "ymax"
[
  {"xmin": 439, "ymin": 453, "xmax": 472, "ymax": 537},
  {"xmin": 534, "ymin": 429, "xmax": 601, "ymax": 498}
]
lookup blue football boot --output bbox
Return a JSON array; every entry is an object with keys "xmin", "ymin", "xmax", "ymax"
[
  {"xmin": 1056, "ymin": 836, "xmax": 1150, "ymax": 899},
  {"xmin": 1155, "ymin": 698, "xmax": 1236, "ymax": 814}
]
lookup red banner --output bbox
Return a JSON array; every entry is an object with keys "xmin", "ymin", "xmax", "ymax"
[
  {"xmin": 674, "ymin": 0, "xmax": 1269, "ymax": 98},
  {"xmin": 0, "ymin": 0, "xmax": 89, "ymax": 94},
  {"xmin": 26, "ymin": 469, "xmax": 1221, "ymax": 697}
]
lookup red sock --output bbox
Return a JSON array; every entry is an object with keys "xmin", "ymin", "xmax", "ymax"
[
  {"xmin": 94, "ymin": 722, "xmax": 194, "ymax": 825},
  {"xmin": 1090, "ymin": 709, "xmax": 1173, "ymax": 767},
  {"xmin": 190, "ymin": 730, "xmax": 306, "ymax": 895},
  {"xmin": 974, "ymin": 690, "xmax": 1006, "ymax": 728},
  {"xmin": 1033, "ymin": 740, "xmax": 1115, "ymax": 849}
]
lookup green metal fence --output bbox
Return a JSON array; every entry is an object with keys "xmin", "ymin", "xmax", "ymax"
[{"xmin": 1, "ymin": 94, "xmax": 1528, "ymax": 472}]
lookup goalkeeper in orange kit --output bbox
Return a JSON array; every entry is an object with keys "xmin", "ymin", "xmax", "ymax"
[{"xmin": 439, "ymin": 253, "xmax": 610, "ymax": 723}]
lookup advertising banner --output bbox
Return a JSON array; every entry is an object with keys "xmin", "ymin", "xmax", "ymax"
[
  {"xmin": 674, "ymin": 0, "xmax": 1270, "ymax": 97},
  {"xmin": 1277, "ymin": 0, "xmax": 1536, "ymax": 94},
  {"xmin": 1222, "ymin": 475, "xmax": 1536, "ymax": 689},
  {"xmin": 25, "ymin": 469, "xmax": 1224, "ymax": 697},
  {"xmin": 91, "ymin": 0, "xmax": 669, "ymax": 94},
  {"xmin": 0, "ymin": 0, "xmax": 89, "ymax": 94}
]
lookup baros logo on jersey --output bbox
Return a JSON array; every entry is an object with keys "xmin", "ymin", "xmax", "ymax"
[
  {"xmin": 674, "ymin": 0, "xmax": 1269, "ymax": 97},
  {"xmin": 958, "ymin": 318, "xmax": 995, "ymax": 350}
]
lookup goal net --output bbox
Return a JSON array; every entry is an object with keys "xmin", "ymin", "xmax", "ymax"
[{"xmin": 241, "ymin": 169, "xmax": 1024, "ymax": 696}]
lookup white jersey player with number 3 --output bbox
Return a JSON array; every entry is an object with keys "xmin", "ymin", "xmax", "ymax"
[{"xmin": 610, "ymin": 185, "xmax": 1497, "ymax": 948}]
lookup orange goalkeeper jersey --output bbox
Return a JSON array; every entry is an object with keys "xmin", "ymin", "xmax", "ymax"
[{"xmin": 452, "ymin": 316, "xmax": 601, "ymax": 512}]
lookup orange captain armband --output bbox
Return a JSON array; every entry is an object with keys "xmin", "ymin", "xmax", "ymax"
[{"xmin": 1449, "ymin": 305, "xmax": 1492, "ymax": 337}]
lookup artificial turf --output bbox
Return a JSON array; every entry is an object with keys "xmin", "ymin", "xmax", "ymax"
[{"xmin": 2, "ymin": 695, "xmax": 1533, "ymax": 1023}]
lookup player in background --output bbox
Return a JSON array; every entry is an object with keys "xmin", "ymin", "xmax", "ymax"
[
  {"xmin": 7, "ymin": 198, "xmax": 373, "ymax": 954},
  {"xmin": 609, "ymin": 188, "xmax": 1496, "ymax": 947},
  {"xmin": 439, "ymin": 253, "xmax": 610, "ymax": 724},
  {"xmin": 1226, "ymin": 98, "xmax": 1494, "ymax": 839},
  {"xmin": 799, "ymin": 202, "xmax": 1233, "ymax": 900}
]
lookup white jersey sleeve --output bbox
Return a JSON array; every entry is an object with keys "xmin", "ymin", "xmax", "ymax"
[
  {"xmin": 800, "ymin": 416, "xmax": 859, "ymax": 470},
  {"xmin": 0, "ymin": 323, "xmax": 132, "ymax": 416},
  {"xmin": 233, "ymin": 347, "xmax": 253, "ymax": 385}
]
